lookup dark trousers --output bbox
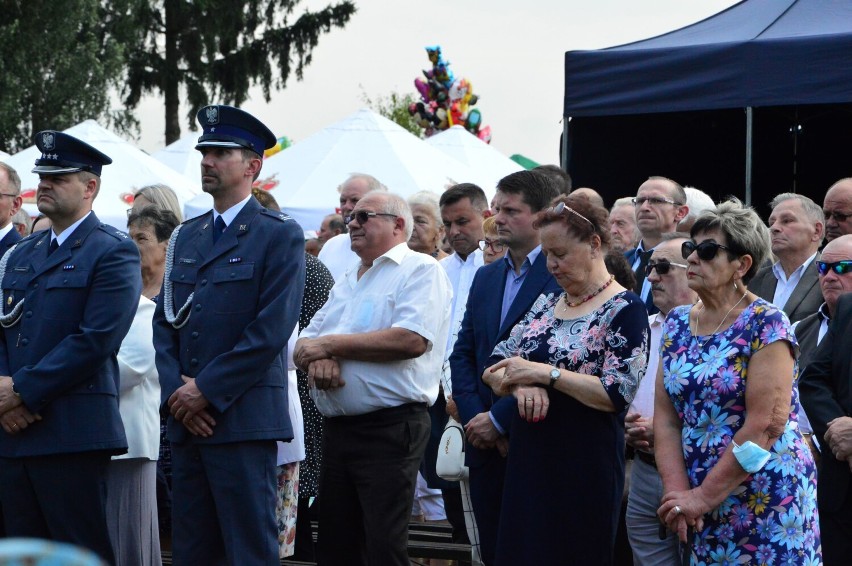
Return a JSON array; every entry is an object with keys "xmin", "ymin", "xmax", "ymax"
[
  {"xmin": 0, "ymin": 452, "xmax": 114, "ymax": 563},
  {"xmin": 317, "ymin": 403, "xmax": 429, "ymax": 566},
  {"xmin": 821, "ymin": 484, "xmax": 852, "ymax": 565},
  {"xmin": 171, "ymin": 440, "xmax": 279, "ymax": 566},
  {"xmin": 468, "ymin": 449, "xmax": 506, "ymax": 566}
]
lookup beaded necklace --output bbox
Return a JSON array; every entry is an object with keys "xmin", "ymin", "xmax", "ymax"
[{"xmin": 561, "ymin": 274, "xmax": 615, "ymax": 308}]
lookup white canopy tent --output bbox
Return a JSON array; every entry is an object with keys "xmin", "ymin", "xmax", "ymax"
[
  {"xmin": 425, "ymin": 125, "xmax": 522, "ymax": 193},
  {"xmin": 152, "ymin": 131, "xmax": 203, "ymax": 180},
  {"xmin": 5, "ymin": 120, "xmax": 201, "ymax": 231},
  {"xmin": 184, "ymin": 108, "xmax": 481, "ymax": 232}
]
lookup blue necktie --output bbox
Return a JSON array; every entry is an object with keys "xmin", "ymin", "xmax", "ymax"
[
  {"xmin": 47, "ymin": 238, "xmax": 59, "ymax": 255},
  {"xmin": 213, "ymin": 216, "xmax": 227, "ymax": 243}
]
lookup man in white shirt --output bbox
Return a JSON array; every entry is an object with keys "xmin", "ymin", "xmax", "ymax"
[
  {"xmin": 749, "ymin": 193, "xmax": 824, "ymax": 323},
  {"xmin": 316, "ymin": 173, "xmax": 387, "ymax": 281},
  {"xmin": 295, "ymin": 191, "xmax": 452, "ymax": 566},
  {"xmin": 435, "ymin": 183, "xmax": 490, "ymax": 563},
  {"xmin": 625, "ymin": 233, "xmax": 695, "ymax": 566}
]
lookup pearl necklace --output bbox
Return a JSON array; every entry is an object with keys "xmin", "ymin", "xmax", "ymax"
[
  {"xmin": 692, "ymin": 288, "xmax": 748, "ymax": 349},
  {"xmin": 561, "ymin": 275, "xmax": 615, "ymax": 309}
]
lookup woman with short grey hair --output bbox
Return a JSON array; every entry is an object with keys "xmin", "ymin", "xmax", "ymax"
[{"xmin": 654, "ymin": 198, "xmax": 820, "ymax": 563}]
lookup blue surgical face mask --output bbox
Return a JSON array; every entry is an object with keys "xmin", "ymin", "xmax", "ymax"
[{"xmin": 732, "ymin": 440, "xmax": 771, "ymax": 473}]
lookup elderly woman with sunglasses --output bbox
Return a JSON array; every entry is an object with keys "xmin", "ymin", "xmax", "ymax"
[
  {"xmin": 654, "ymin": 198, "xmax": 821, "ymax": 565},
  {"xmin": 481, "ymin": 194, "xmax": 649, "ymax": 565}
]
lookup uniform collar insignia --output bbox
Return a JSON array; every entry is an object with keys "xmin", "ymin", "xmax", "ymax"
[{"xmin": 239, "ymin": 225, "xmax": 247, "ymax": 231}]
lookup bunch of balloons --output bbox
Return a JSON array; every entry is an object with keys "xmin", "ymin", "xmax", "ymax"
[
  {"xmin": 409, "ymin": 45, "xmax": 491, "ymax": 143},
  {"xmin": 263, "ymin": 136, "xmax": 291, "ymax": 159}
]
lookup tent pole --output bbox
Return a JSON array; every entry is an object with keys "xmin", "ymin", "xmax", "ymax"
[
  {"xmin": 561, "ymin": 118, "xmax": 569, "ymax": 171},
  {"xmin": 745, "ymin": 107, "xmax": 753, "ymax": 206}
]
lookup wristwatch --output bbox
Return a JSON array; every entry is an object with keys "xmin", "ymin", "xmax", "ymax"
[{"xmin": 549, "ymin": 367, "xmax": 561, "ymax": 389}]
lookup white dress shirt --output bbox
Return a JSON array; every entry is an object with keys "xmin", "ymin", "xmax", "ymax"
[
  {"xmin": 213, "ymin": 194, "xmax": 252, "ymax": 227},
  {"xmin": 771, "ymin": 252, "xmax": 817, "ymax": 310},
  {"xmin": 114, "ymin": 296, "xmax": 161, "ymax": 461},
  {"xmin": 302, "ymin": 243, "xmax": 453, "ymax": 417},
  {"xmin": 317, "ymin": 232, "xmax": 358, "ymax": 282},
  {"xmin": 440, "ymin": 249, "xmax": 484, "ymax": 394},
  {"xmin": 628, "ymin": 312, "xmax": 665, "ymax": 418}
]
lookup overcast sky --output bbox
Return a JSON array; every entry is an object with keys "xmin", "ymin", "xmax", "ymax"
[{"xmin": 135, "ymin": 0, "xmax": 738, "ymax": 165}]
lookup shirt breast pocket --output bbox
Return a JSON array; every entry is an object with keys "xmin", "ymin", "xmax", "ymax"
[
  {"xmin": 44, "ymin": 271, "xmax": 90, "ymax": 320},
  {"xmin": 212, "ymin": 263, "xmax": 255, "ymax": 313},
  {"xmin": 347, "ymin": 292, "xmax": 395, "ymax": 333},
  {"xmin": 169, "ymin": 265, "xmax": 198, "ymax": 307},
  {"xmin": 1, "ymin": 272, "xmax": 28, "ymax": 318}
]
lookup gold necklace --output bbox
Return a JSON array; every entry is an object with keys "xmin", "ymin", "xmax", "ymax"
[{"xmin": 693, "ymin": 289, "xmax": 748, "ymax": 349}]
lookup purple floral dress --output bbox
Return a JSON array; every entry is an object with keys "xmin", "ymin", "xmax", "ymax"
[{"xmin": 662, "ymin": 298, "xmax": 821, "ymax": 565}]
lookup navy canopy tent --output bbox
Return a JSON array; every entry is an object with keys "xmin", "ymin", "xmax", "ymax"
[{"xmin": 562, "ymin": 0, "xmax": 852, "ymax": 212}]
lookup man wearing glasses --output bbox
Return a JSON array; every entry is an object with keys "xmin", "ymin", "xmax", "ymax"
[
  {"xmin": 0, "ymin": 164, "xmax": 23, "ymax": 253},
  {"xmin": 624, "ymin": 233, "xmax": 695, "ymax": 565},
  {"xmin": 800, "ymin": 234, "xmax": 852, "ymax": 565},
  {"xmin": 295, "ymin": 191, "xmax": 452, "ymax": 565},
  {"xmin": 749, "ymin": 193, "xmax": 824, "ymax": 323},
  {"xmin": 823, "ymin": 178, "xmax": 852, "ymax": 243},
  {"xmin": 626, "ymin": 177, "xmax": 689, "ymax": 314}
]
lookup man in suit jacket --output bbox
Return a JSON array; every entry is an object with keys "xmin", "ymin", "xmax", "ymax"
[
  {"xmin": 0, "ymin": 163, "xmax": 23, "ymax": 252},
  {"xmin": 625, "ymin": 177, "xmax": 689, "ymax": 314},
  {"xmin": 800, "ymin": 290, "xmax": 852, "ymax": 565},
  {"xmin": 0, "ymin": 132, "xmax": 141, "ymax": 562},
  {"xmin": 749, "ymin": 193, "xmax": 824, "ymax": 323},
  {"xmin": 449, "ymin": 170, "xmax": 561, "ymax": 565},
  {"xmin": 154, "ymin": 105, "xmax": 305, "ymax": 565}
]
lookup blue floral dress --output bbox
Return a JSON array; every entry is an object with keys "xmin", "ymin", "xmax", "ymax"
[
  {"xmin": 490, "ymin": 291, "xmax": 648, "ymax": 565},
  {"xmin": 661, "ymin": 298, "xmax": 821, "ymax": 566}
]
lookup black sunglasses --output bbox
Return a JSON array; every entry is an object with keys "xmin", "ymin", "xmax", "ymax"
[
  {"xmin": 344, "ymin": 211, "xmax": 398, "ymax": 226},
  {"xmin": 817, "ymin": 260, "xmax": 852, "ymax": 276},
  {"xmin": 824, "ymin": 210, "xmax": 852, "ymax": 223},
  {"xmin": 681, "ymin": 240, "xmax": 737, "ymax": 261},
  {"xmin": 645, "ymin": 259, "xmax": 688, "ymax": 276}
]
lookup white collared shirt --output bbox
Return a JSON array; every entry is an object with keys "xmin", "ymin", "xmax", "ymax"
[
  {"xmin": 440, "ymin": 249, "xmax": 484, "ymax": 394},
  {"xmin": 302, "ymin": 243, "xmax": 453, "ymax": 417},
  {"xmin": 771, "ymin": 252, "xmax": 817, "ymax": 310},
  {"xmin": 628, "ymin": 312, "xmax": 665, "ymax": 417},
  {"xmin": 51, "ymin": 211, "xmax": 92, "ymax": 247},
  {"xmin": 213, "ymin": 194, "xmax": 252, "ymax": 227},
  {"xmin": 0, "ymin": 222, "xmax": 14, "ymax": 241},
  {"xmin": 317, "ymin": 232, "xmax": 358, "ymax": 282}
]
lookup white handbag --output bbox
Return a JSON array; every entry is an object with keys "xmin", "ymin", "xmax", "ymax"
[{"xmin": 436, "ymin": 416, "xmax": 468, "ymax": 481}]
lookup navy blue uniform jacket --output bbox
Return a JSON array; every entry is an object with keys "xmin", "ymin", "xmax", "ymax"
[
  {"xmin": 153, "ymin": 199, "xmax": 305, "ymax": 445},
  {"xmin": 449, "ymin": 253, "xmax": 560, "ymax": 466},
  {"xmin": 0, "ymin": 213, "xmax": 141, "ymax": 457}
]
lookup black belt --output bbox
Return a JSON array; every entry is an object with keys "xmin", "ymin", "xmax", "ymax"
[
  {"xmin": 327, "ymin": 402, "xmax": 427, "ymax": 425},
  {"xmin": 636, "ymin": 450, "xmax": 657, "ymax": 469}
]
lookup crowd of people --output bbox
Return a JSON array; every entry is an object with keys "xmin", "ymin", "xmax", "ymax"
[{"xmin": 0, "ymin": 102, "xmax": 851, "ymax": 566}]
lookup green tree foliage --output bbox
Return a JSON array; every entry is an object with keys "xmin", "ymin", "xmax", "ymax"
[
  {"xmin": 361, "ymin": 90, "xmax": 422, "ymax": 138},
  {"xmin": 0, "ymin": 0, "xmax": 134, "ymax": 153},
  {"xmin": 124, "ymin": 0, "xmax": 356, "ymax": 144}
]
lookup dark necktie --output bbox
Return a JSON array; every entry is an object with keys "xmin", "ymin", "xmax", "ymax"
[
  {"xmin": 213, "ymin": 216, "xmax": 227, "ymax": 243},
  {"xmin": 633, "ymin": 249, "xmax": 653, "ymax": 295},
  {"xmin": 47, "ymin": 238, "xmax": 59, "ymax": 256}
]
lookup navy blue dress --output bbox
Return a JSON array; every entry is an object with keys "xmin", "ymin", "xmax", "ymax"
[{"xmin": 489, "ymin": 291, "xmax": 649, "ymax": 566}]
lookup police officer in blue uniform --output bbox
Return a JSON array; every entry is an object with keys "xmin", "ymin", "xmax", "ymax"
[
  {"xmin": 0, "ymin": 131, "xmax": 142, "ymax": 562},
  {"xmin": 153, "ymin": 105, "xmax": 305, "ymax": 566}
]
